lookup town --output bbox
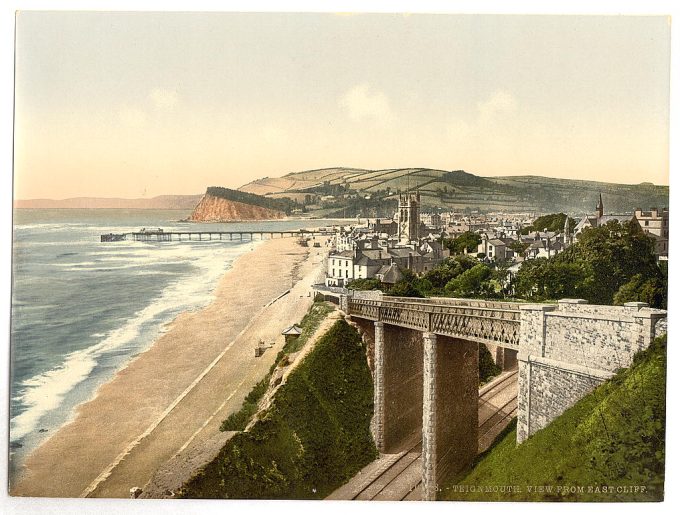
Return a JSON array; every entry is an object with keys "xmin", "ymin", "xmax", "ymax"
[{"xmin": 323, "ymin": 191, "xmax": 669, "ymax": 296}]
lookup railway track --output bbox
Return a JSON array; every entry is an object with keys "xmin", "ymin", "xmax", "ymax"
[{"xmin": 327, "ymin": 369, "xmax": 518, "ymax": 501}]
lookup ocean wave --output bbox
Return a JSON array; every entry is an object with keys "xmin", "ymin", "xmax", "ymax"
[
  {"xmin": 50, "ymin": 261, "xmax": 99, "ymax": 268},
  {"xmin": 10, "ymin": 345, "xmax": 99, "ymax": 441},
  {"xmin": 134, "ymin": 271, "xmax": 179, "ymax": 276},
  {"xmin": 9, "ymin": 239, "xmax": 254, "ymax": 443},
  {"xmin": 14, "ymin": 240, "xmax": 93, "ymax": 248},
  {"xmin": 14, "ymin": 223, "xmax": 89, "ymax": 230}
]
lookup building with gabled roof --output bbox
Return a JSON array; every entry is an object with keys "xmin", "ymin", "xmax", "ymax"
[
  {"xmin": 574, "ymin": 193, "xmax": 634, "ymax": 236},
  {"xmin": 375, "ymin": 263, "xmax": 403, "ymax": 285}
]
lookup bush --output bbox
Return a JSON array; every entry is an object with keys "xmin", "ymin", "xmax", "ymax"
[
  {"xmin": 220, "ymin": 375, "xmax": 271, "ymax": 431},
  {"xmin": 347, "ymin": 278, "xmax": 383, "ymax": 291},
  {"xmin": 479, "ymin": 345, "xmax": 501, "ymax": 384}
]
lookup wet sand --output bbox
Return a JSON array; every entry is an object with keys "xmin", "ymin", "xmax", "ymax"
[{"xmin": 11, "ymin": 236, "xmax": 329, "ymax": 498}]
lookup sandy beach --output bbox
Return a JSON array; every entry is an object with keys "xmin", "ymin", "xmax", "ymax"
[{"xmin": 11, "ymin": 236, "xmax": 329, "ymax": 498}]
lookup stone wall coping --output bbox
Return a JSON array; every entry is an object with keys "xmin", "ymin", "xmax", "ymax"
[
  {"xmin": 557, "ymin": 298, "xmax": 588, "ymax": 304},
  {"xmin": 518, "ymin": 304, "xmax": 558, "ymax": 312},
  {"xmin": 624, "ymin": 301, "xmax": 649, "ymax": 309},
  {"xmin": 523, "ymin": 353, "xmax": 615, "ymax": 381},
  {"xmin": 531, "ymin": 304, "xmax": 667, "ymax": 322},
  {"xmin": 544, "ymin": 311, "xmax": 637, "ymax": 323}
]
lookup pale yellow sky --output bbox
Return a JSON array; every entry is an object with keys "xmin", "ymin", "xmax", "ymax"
[{"xmin": 13, "ymin": 12, "xmax": 670, "ymax": 199}]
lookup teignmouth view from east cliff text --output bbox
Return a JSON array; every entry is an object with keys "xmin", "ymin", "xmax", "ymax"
[{"xmin": 9, "ymin": 12, "xmax": 669, "ymax": 503}]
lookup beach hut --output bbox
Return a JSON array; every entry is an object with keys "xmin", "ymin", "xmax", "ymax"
[{"xmin": 281, "ymin": 324, "xmax": 303, "ymax": 345}]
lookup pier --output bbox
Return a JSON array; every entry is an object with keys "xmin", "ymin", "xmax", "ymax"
[{"xmin": 100, "ymin": 229, "xmax": 333, "ymax": 243}]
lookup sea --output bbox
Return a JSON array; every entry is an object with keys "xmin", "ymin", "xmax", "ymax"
[{"xmin": 8, "ymin": 208, "xmax": 340, "ymax": 478}]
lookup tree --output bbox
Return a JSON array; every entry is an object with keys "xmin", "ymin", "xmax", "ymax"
[
  {"xmin": 509, "ymin": 240, "xmax": 529, "ymax": 255},
  {"xmin": 443, "ymin": 231, "xmax": 482, "ymax": 254},
  {"xmin": 543, "ymin": 261, "xmax": 589, "ymax": 300},
  {"xmin": 479, "ymin": 345, "xmax": 501, "ymax": 383},
  {"xmin": 558, "ymin": 220, "xmax": 661, "ymax": 305},
  {"xmin": 521, "ymin": 213, "xmax": 576, "ymax": 235},
  {"xmin": 422, "ymin": 255, "xmax": 478, "ymax": 289},
  {"xmin": 513, "ymin": 259, "xmax": 546, "ymax": 299},
  {"xmin": 514, "ymin": 220, "xmax": 666, "ymax": 308},
  {"xmin": 445, "ymin": 263, "xmax": 493, "ymax": 297},
  {"xmin": 613, "ymin": 274, "xmax": 667, "ymax": 309},
  {"xmin": 388, "ymin": 280, "xmax": 425, "ymax": 298}
]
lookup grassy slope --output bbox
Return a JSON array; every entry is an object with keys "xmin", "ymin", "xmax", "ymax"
[
  {"xmin": 220, "ymin": 302, "xmax": 333, "ymax": 431},
  {"xmin": 237, "ymin": 168, "xmax": 668, "ymax": 213},
  {"xmin": 179, "ymin": 319, "xmax": 377, "ymax": 499},
  {"xmin": 440, "ymin": 335, "xmax": 666, "ymax": 502}
]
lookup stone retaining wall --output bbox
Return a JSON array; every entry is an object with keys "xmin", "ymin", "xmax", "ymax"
[{"xmin": 517, "ymin": 299, "xmax": 666, "ymax": 442}]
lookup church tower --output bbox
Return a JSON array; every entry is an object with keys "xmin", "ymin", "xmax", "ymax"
[
  {"xmin": 398, "ymin": 191, "xmax": 420, "ymax": 243},
  {"xmin": 596, "ymin": 193, "xmax": 604, "ymax": 219}
]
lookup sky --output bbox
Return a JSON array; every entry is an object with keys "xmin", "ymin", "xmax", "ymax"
[{"xmin": 13, "ymin": 12, "xmax": 671, "ymax": 199}]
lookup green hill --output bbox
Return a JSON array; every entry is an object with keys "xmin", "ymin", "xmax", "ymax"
[
  {"xmin": 178, "ymin": 319, "xmax": 377, "ymax": 499},
  {"xmin": 439, "ymin": 334, "xmax": 667, "ymax": 502},
  {"xmin": 238, "ymin": 167, "xmax": 668, "ymax": 215}
]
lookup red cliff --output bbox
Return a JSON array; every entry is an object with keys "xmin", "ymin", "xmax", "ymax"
[{"xmin": 187, "ymin": 193, "xmax": 285, "ymax": 222}]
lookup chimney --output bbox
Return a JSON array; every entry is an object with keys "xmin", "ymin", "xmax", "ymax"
[{"xmin": 651, "ymin": 207, "xmax": 658, "ymax": 218}]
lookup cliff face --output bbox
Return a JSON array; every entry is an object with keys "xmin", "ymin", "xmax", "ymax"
[{"xmin": 187, "ymin": 193, "xmax": 285, "ymax": 222}]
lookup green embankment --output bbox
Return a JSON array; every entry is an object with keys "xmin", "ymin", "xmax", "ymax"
[
  {"xmin": 220, "ymin": 301, "xmax": 333, "ymax": 431},
  {"xmin": 179, "ymin": 318, "xmax": 377, "ymax": 499},
  {"xmin": 441, "ymin": 335, "xmax": 667, "ymax": 502}
]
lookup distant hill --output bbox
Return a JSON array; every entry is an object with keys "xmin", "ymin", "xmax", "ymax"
[
  {"xmin": 14, "ymin": 194, "xmax": 204, "ymax": 210},
  {"xmin": 238, "ymin": 167, "xmax": 669, "ymax": 215}
]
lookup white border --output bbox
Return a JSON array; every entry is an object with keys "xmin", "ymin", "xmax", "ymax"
[{"xmin": 1, "ymin": 2, "xmax": 677, "ymax": 515}]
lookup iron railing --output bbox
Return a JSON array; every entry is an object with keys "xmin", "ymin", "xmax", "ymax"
[{"xmin": 348, "ymin": 297, "xmax": 521, "ymax": 347}]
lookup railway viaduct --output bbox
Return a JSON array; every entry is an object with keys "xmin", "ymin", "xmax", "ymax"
[{"xmin": 328, "ymin": 292, "xmax": 666, "ymax": 500}]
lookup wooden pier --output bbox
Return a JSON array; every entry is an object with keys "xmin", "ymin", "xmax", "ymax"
[{"xmin": 101, "ymin": 229, "xmax": 333, "ymax": 243}]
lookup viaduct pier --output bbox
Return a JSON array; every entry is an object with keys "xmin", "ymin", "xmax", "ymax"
[{"xmin": 315, "ymin": 288, "xmax": 667, "ymax": 500}]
